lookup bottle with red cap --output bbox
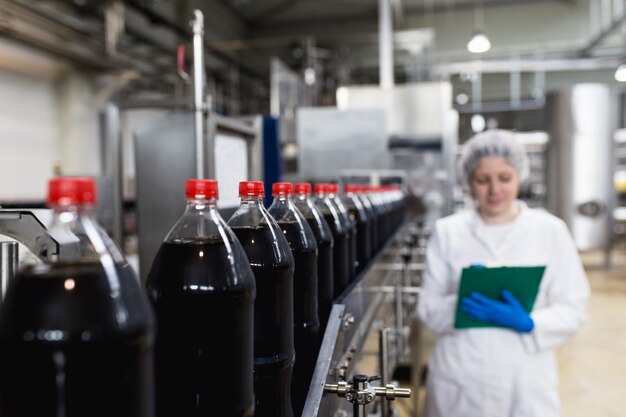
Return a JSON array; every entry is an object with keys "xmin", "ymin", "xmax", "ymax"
[
  {"xmin": 326, "ymin": 184, "xmax": 358, "ymax": 280},
  {"xmin": 366, "ymin": 186, "xmax": 386, "ymax": 249},
  {"xmin": 343, "ymin": 184, "xmax": 371, "ymax": 273},
  {"xmin": 388, "ymin": 185, "xmax": 406, "ymax": 231},
  {"xmin": 145, "ymin": 179, "xmax": 256, "ymax": 417},
  {"xmin": 227, "ymin": 181, "xmax": 295, "ymax": 417},
  {"xmin": 0, "ymin": 176, "xmax": 155, "ymax": 417},
  {"xmin": 314, "ymin": 183, "xmax": 350, "ymax": 296},
  {"xmin": 293, "ymin": 183, "xmax": 334, "ymax": 333},
  {"xmin": 355, "ymin": 185, "xmax": 379, "ymax": 256},
  {"xmin": 267, "ymin": 182, "xmax": 319, "ymax": 417}
]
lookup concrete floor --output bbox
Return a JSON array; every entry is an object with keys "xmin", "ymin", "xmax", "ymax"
[
  {"xmin": 394, "ymin": 246, "xmax": 626, "ymax": 417},
  {"xmin": 558, "ymin": 248, "xmax": 626, "ymax": 417}
]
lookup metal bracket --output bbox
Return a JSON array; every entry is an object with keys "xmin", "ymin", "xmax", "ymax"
[{"xmin": 324, "ymin": 374, "xmax": 411, "ymax": 417}]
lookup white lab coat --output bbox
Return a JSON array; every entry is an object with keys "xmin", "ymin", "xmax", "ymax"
[{"xmin": 417, "ymin": 202, "xmax": 590, "ymax": 417}]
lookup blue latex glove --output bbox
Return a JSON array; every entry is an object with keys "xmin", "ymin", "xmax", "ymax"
[{"xmin": 460, "ymin": 290, "xmax": 535, "ymax": 333}]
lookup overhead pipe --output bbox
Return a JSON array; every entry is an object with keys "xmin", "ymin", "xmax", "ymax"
[
  {"xmin": 378, "ymin": 0, "xmax": 394, "ymax": 89},
  {"xmin": 192, "ymin": 10, "xmax": 207, "ymax": 179}
]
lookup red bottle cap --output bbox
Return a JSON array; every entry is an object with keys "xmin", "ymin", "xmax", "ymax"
[
  {"xmin": 272, "ymin": 182, "xmax": 293, "ymax": 196},
  {"xmin": 186, "ymin": 179, "xmax": 218, "ymax": 199},
  {"xmin": 328, "ymin": 184, "xmax": 339, "ymax": 194},
  {"xmin": 294, "ymin": 183, "xmax": 312, "ymax": 195},
  {"xmin": 239, "ymin": 181, "xmax": 265, "ymax": 196},
  {"xmin": 314, "ymin": 183, "xmax": 329, "ymax": 195},
  {"xmin": 345, "ymin": 184, "xmax": 358, "ymax": 193},
  {"xmin": 48, "ymin": 177, "xmax": 97, "ymax": 206}
]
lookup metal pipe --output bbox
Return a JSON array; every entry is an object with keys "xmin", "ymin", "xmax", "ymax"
[
  {"xmin": 395, "ymin": 276, "xmax": 404, "ymax": 364},
  {"xmin": 372, "ymin": 386, "xmax": 411, "ymax": 398},
  {"xmin": 472, "ymin": 71, "xmax": 482, "ymax": 113},
  {"xmin": 192, "ymin": 9, "xmax": 207, "ymax": 179},
  {"xmin": 353, "ymin": 374, "xmax": 368, "ymax": 417},
  {"xmin": 100, "ymin": 103, "xmax": 124, "ymax": 250},
  {"xmin": 379, "ymin": 328, "xmax": 391, "ymax": 417},
  {"xmin": 378, "ymin": 0, "xmax": 394, "ymax": 89},
  {"xmin": 0, "ymin": 242, "xmax": 18, "ymax": 301},
  {"xmin": 510, "ymin": 65, "xmax": 521, "ymax": 109}
]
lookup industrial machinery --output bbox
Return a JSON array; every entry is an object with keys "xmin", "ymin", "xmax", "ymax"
[
  {"xmin": 0, "ymin": 207, "xmax": 88, "ymax": 300},
  {"xmin": 300, "ymin": 218, "xmax": 430, "ymax": 417}
]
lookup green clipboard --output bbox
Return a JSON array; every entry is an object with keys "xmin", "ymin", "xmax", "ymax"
[{"xmin": 454, "ymin": 266, "xmax": 546, "ymax": 329}]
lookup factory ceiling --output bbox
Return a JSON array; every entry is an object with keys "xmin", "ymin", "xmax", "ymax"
[{"xmin": 0, "ymin": 0, "xmax": 622, "ymax": 105}]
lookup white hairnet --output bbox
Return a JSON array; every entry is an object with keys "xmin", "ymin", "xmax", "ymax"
[{"xmin": 459, "ymin": 129, "xmax": 529, "ymax": 184}]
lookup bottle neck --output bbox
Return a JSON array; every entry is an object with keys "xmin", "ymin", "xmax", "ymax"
[
  {"xmin": 49, "ymin": 204, "xmax": 123, "ymax": 264},
  {"xmin": 49, "ymin": 204, "xmax": 96, "ymax": 232},
  {"xmin": 273, "ymin": 194, "xmax": 291, "ymax": 203},
  {"xmin": 51, "ymin": 203, "xmax": 95, "ymax": 217},
  {"xmin": 240, "ymin": 195, "xmax": 264, "ymax": 204},
  {"xmin": 184, "ymin": 197, "xmax": 218, "ymax": 210}
]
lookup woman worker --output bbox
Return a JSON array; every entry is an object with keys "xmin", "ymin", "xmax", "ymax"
[{"xmin": 417, "ymin": 129, "xmax": 590, "ymax": 417}]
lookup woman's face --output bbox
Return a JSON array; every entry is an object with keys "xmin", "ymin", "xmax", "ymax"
[{"xmin": 470, "ymin": 156, "xmax": 520, "ymax": 219}]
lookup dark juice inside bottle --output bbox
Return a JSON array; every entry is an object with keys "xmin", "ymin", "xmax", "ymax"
[
  {"xmin": 0, "ymin": 262, "xmax": 154, "ymax": 417},
  {"xmin": 356, "ymin": 221, "xmax": 370, "ymax": 270},
  {"xmin": 231, "ymin": 225, "xmax": 294, "ymax": 417},
  {"xmin": 359, "ymin": 192, "xmax": 378, "ymax": 253},
  {"xmin": 323, "ymin": 214, "xmax": 350, "ymax": 297},
  {"xmin": 146, "ymin": 238, "xmax": 254, "ymax": 417},
  {"xmin": 306, "ymin": 218, "xmax": 333, "ymax": 331},
  {"xmin": 348, "ymin": 209, "xmax": 371, "ymax": 274},
  {"xmin": 278, "ymin": 222, "xmax": 319, "ymax": 416}
]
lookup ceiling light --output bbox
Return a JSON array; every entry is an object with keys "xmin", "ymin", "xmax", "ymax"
[
  {"xmin": 455, "ymin": 92, "xmax": 469, "ymax": 105},
  {"xmin": 471, "ymin": 114, "xmax": 486, "ymax": 133},
  {"xmin": 467, "ymin": 32, "xmax": 491, "ymax": 54},
  {"xmin": 615, "ymin": 64, "xmax": 626, "ymax": 82},
  {"xmin": 304, "ymin": 67, "xmax": 316, "ymax": 86}
]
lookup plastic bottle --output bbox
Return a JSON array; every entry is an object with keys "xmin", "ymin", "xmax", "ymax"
[
  {"xmin": 267, "ymin": 182, "xmax": 319, "ymax": 417},
  {"xmin": 227, "ymin": 181, "xmax": 295, "ymax": 417},
  {"xmin": 314, "ymin": 184, "xmax": 349, "ymax": 297},
  {"xmin": 355, "ymin": 185, "xmax": 378, "ymax": 259},
  {"xmin": 343, "ymin": 184, "xmax": 371, "ymax": 273},
  {"xmin": 327, "ymin": 184, "xmax": 357, "ymax": 280},
  {"xmin": 367, "ymin": 186, "xmax": 386, "ymax": 248},
  {"xmin": 389, "ymin": 185, "xmax": 406, "ymax": 231},
  {"xmin": 146, "ymin": 179, "xmax": 256, "ymax": 417},
  {"xmin": 0, "ymin": 177, "xmax": 155, "ymax": 417},
  {"xmin": 293, "ymin": 182, "xmax": 334, "ymax": 333}
]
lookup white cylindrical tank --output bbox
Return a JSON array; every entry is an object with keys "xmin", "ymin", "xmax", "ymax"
[{"xmin": 547, "ymin": 84, "xmax": 617, "ymax": 251}]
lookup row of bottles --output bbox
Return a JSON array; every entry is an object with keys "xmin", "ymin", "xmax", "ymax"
[{"xmin": 0, "ymin": 177, "xmax": 404, "ymax": 417}]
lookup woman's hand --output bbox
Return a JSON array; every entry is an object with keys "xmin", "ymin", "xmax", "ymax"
[{"xmin": 461, "ymin": 290, "xmax": 535, "ymax": 333}]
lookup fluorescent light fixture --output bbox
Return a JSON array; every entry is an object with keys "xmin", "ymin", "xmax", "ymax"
[
  {"xmin": 615, "ymin": 64, "xmax": 626, "ymax": 82},
  {"xmin": 467, "ymin": 32, "xmax": 491, "ymax": 54}
]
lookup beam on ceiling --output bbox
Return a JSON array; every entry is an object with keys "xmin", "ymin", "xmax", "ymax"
[
  {"xmin": 0, "ymin": 1, "xmax": 114, "ymax": 69},
  {"xmin": 578, "ymin": 12, "xmax": 626, "ymax": 57},
  {"xmin": 123, "ymin": 0, "xmax": 267, "ymax": 82},
  {"xmin": 250, "ymin": 0, "xmax": 302, "ymax": 27},
  {"xmin": 433, "ymin": 57, "xmax": 622, "ymax": 75},
  {"xmin": 214, "ymin": 0, "xmax": 250, "ymax": 24},
  {"xmin": 250, "ymin": 0, "xmax": 567, "ymax": 31}
]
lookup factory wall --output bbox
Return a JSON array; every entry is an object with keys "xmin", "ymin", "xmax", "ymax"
[{"xmin": 0, "ymin": 39, "xmax": 100, "ymax": 201}]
